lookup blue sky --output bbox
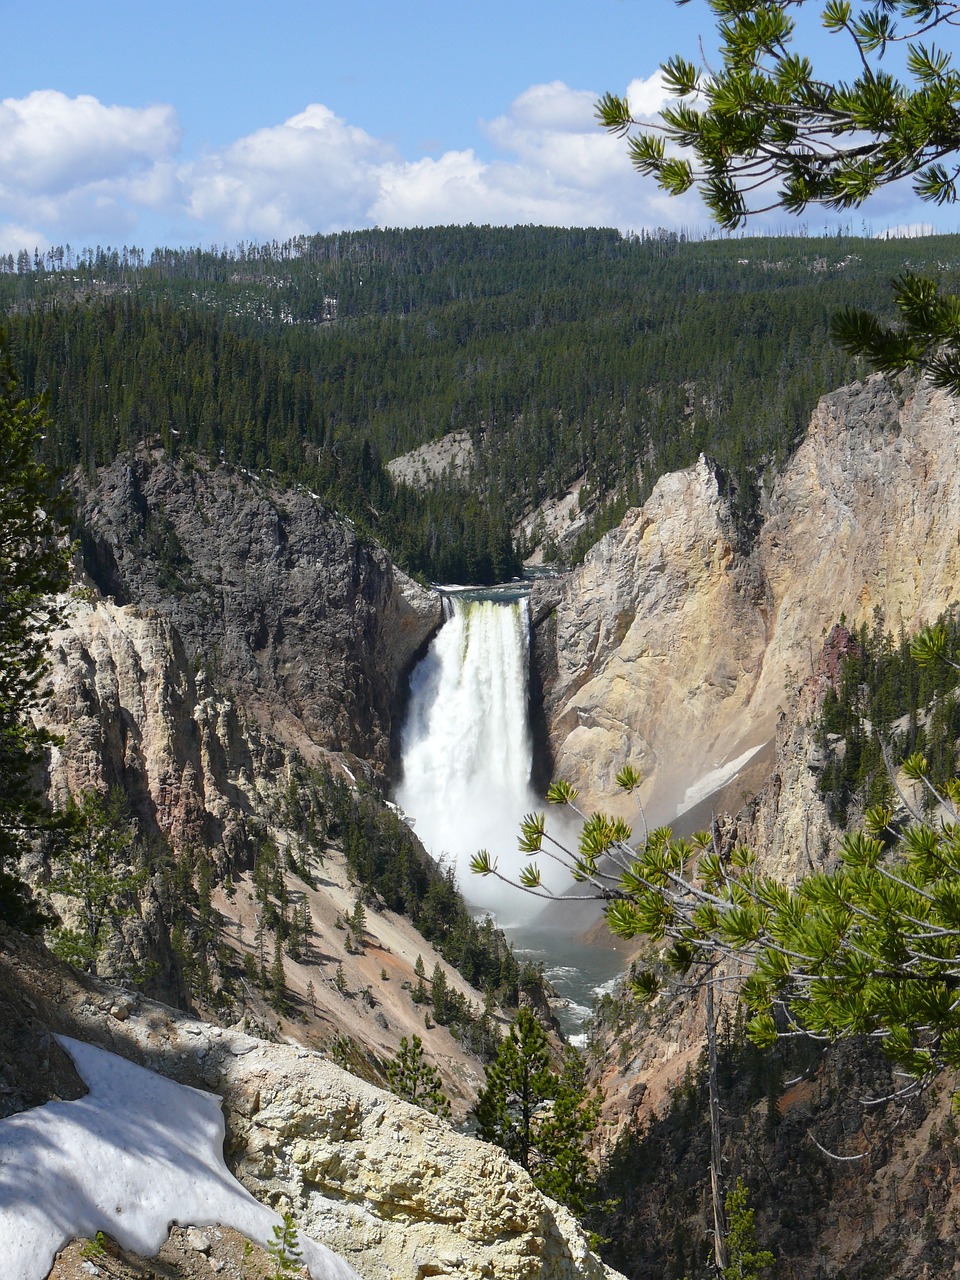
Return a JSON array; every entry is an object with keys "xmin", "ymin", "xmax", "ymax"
[{"xmin": 2, "ymin": 0, "xmax": 956, "ymax": 256}]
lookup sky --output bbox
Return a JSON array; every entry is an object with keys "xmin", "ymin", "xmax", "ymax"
[{"xmin": 3, "ymin": 0, "xmax": 957, "ymax": 258}]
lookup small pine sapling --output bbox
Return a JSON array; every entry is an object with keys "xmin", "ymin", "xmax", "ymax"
[{"xmin": 266, "ymin": 1211, "xmax": 303, "ymax": 1278}]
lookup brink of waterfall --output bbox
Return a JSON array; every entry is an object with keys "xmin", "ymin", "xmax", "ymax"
[{"xmin": 397, "ymin": 590, "xmax": 560, "ymax": 921}]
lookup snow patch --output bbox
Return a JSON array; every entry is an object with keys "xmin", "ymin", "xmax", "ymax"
[
  {"xmin": 675, "ymin": 745, "xmax": 764, "ymax": 817},
  {"xmin": 0, "ymin": 1035, "xmax": 359, "ymax": 1280}
]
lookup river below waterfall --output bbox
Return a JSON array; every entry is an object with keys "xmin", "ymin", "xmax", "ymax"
[
  {"xmin": 504, "ymin": 918, "xmax": 628, "ymax": 1041},
  {"xmin": 395, "ymin": 584, "xmax": 627, "ymax": 1040}
]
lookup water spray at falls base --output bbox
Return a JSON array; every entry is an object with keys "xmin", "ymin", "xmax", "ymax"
[{"xmin": 396, "ymin": 592, "xmax": 563, "ymax": 923}]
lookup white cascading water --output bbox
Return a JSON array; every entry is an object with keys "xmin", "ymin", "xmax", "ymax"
[
  {"xmin": 397, "ymin": 591, "xmax": 553, "ymax": 921},
  {"xmin": 398, "ymin": 589, "xmax": 625, "ymax": 1035}
]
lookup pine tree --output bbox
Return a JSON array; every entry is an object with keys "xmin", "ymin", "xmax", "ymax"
[
  {"xmin": 475, "ymin": 1009, "xmax": 603, "ymax": 1221},
  {"xmin": 722, "ymin": 1179, "xmax": 776, "ymax": 1280},
  {"xmin": 386, "ymin": 1034, "xmax": 451, "ymax": 1119},
  {"xmin": 269, "ymin": 933, "xmax": 287, "ymax": 1013},
  {"xmin": 475, "ymin": 1008, "xmax": 553, "ymax": 1171},
  {"xmin": 266, "ymin": 1212, "xmax": 303, "ymax": 1278},
  {"xmin": 597, "ymin": 3, "xmax": 960, "ymax": 392},
  {"xmin": 475, "ymin": 645, "xmax": 960, "ymax": 1087},
  {"xmin": 431, "ymin": 962, "xmax": 449, "ymax": 1025},
  {"xmin": 535, "ymin": 1048, "xmax": 604, "ymax": 1222},
  {"xmin": 254, "ymin": 915, "xmax": 268, "ymax": 990},
  {"xmin": 48, "ymin": 788, "xmax": 146, "ymax": 973},
  {"xmin": 349, "ymin": 896, "xmax": 366, "ymax": 952},
  {"xmin": 0, "ymin": 337, "xmax": 69, "ymax": 931}
]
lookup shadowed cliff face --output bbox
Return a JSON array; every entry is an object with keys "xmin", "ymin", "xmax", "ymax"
[
  {"xmin": 28, "ymin": 451, "xmax": 443, "ymax": 1013},
  {"xmin": 535, "ymin": 376, "xmax": 960, "ymax": 831},
  {"xmin": 74, "ymin": 451, "xmax": 441, "ymax": 773}
]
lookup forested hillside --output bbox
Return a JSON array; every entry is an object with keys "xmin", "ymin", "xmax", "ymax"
[
  {"xmin": 4, "ymin": 226, "xmax": 959, "ymax": 582},
  {"xmin": 815, "ymin": 608, "xmax": 960, "ymax": 823}
]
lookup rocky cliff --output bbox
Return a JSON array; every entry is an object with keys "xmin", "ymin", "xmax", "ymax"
[
  {"xmin": 0, "ymin": 925, "xmax": 621, "ymax": 1280},
  {"xmin": 532, "ymin": 375, "xmax": 960, "ymax": 1277},
  {"xmin": 8, "ymin": 452, "xmax": 620, "ymax": 1277},
  {"xmin": 28, "ymin": 452, "xmax": 500, "ymax": 1105},
  {"xmin": 75, "ymin": 451, "xmax": 441, "ymax": 775},
  {"xmin": 534, "ymin": 375, "xmax": 960, "ymax": 837}
]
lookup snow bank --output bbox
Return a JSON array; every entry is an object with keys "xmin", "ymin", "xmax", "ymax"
[
  {"xmin": 676, "ymin": 744, "xmax": 764, "ymax": 817},
  {"xmin": 0, "ymin": 1035, "xmax": 359, "ymax": 1280}
]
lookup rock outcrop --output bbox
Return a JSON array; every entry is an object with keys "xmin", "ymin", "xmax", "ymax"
[
  {"xmin": 386, "ymin": 430, "xmax": 475, "ymax": 489},
  {"xmin": 225, "ymin": 1044, "xmax": 618, "ymax": 1280},
  {"xmin": 41, "ymin": 597, "xmax": 246, "ymax": 849},
  {"xmin": 532, "ymin": 454, "xmax": 767, "ymax": 825},
  {"xmin": 535, "ymin": 375, "xmax": 960, "ymax": 1278},
  {"xmin": 31, "ymin": 588, "xmax": 497, "ymax": 1104},
  {"xmin": 39, "ymin": 592, "xmax": 299, "ymax": 869},
  {"xmin": 535, "ymin": 376, "xmax": 960, "ymax": 835},
  {"xmin": 0, "ymin": 926, "xmax": 621, "ymax": 1280},
  {"xmin": 75, "ymin": 451, "xmax": 441, "ymax": 773}
]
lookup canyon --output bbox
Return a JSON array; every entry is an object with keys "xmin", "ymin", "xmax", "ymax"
[
  {"xmin": 7, "ymin": 368, "xmax": 960, "ymax": 1279},
  {"xmin": 534, "ymin": 374, "xmax": 960, "ymax": 833}
]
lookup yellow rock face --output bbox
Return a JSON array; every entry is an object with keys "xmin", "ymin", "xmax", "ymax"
[
  {"xmin": 223, "ymin": 1044, "xmax": 625, "ymax": 1280},
  {"xmin": 542, "ymin": 376, "xmax": 960, "ymax": 825}
]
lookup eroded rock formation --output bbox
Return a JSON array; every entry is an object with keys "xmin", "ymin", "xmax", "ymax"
[
  {"xmin": 0, "ymin": 926, "xmax": 621, "ymax": 1280},
  {"xmin": 27, "ymin": 453, "xmax": 483, "ymax": 1083},
  {"xmin": 535, "ymin": 376, "xmax": 960, "ymax": 835}
]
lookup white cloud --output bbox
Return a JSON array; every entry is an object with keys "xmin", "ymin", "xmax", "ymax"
[
  {"xmin": 0, "ymin": 82, "xmax": 704, "ymax": 254},
  {"xmin": 8, "ymin": 80, "xmax": 948, "ymax": 255},
  {"xmin": 0, "ymin": 82, "xmax": 712, "ymax": 254},
  {"xmin": 0, "ymin": 90, "xmax": 179, "ymax": 195},
  {"xmin": 498, "ymin": 80, "xmax": 599, "ymax": 133},
  {"xmin": 0, "ymin": 91, "xmax": 181, "ymax": 253},
  {"xmin": 179, "ymin": 84, "xmax": 671, "ymax": 241},
  {"xmin": 625, "ymin": 71, "xmax": 675, "ymax": 119},
  {"xmin": 0, "ymin": 221, "xmax": 48, "ymax": 258},
  {"xmin": 184, "ymin": 104, "xmax": 396, "ymax": 239},
  {"xmin": 372, "ymin": 81, "xmax": 692, "ymax": 231},
  {"xmin": 875, "ymin": 222, "xmax": 937, "ymax": 239}
]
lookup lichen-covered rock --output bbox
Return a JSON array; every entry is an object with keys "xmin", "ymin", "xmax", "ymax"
[
  {"xmin": 0, "ymin": 927, "xmax": 621, "ymax": 1280},
  {"xmin": 219, "ymin": 1046, "xmax": 623, "ymax": 1280}
]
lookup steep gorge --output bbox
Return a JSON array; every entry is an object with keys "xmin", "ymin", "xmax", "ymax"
[
  {"xmin": 11, "ymin": 369, "xmax": 960, "ymax": 1279},
  {"xmin": 24, "ymin": 454, "xmax": 518, "ymax": 1115},
  {"xmin": 527, "ymin": 374, "xmax": 960, "ymax": 1278}
]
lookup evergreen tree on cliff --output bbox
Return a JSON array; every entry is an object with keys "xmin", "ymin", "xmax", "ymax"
[
  {"xmin": 0, "ymin": 334, "xmax": 68, "ymax": 931},
  {"xmin": 598, "ymin": 0, "xmax": 960, "ymax": 391},
  {"xmin": 475, "ymin": 1008, "xmax": 603, "ymax": 1221}
]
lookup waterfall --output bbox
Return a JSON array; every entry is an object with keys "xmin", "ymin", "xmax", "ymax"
[{"xmin": 397, "ymin": 590, "xmax": 552, "ymax": 920}]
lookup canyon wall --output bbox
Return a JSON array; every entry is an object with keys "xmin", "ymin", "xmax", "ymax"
[
  {"xmin": 74, "ymin": 451, "xmax": 441, "ymax": 776},
  {"xmin": 28, "ymin": 454, "xmax": 500, "ymax": 1104},
  {"xmin": 41, "ymin": 450, "xmax": 440, "ymax": 861},
  {"xmin": 534, "ymin": 375, "xmax": 960, "ymax": 838},
  {"xmin": 537, "ymin": 376, "xmax": 960, "ymax": 1279}
]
